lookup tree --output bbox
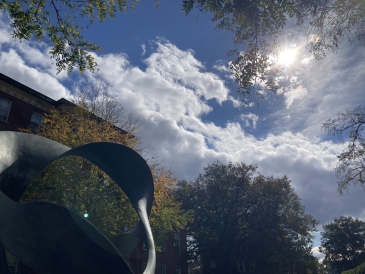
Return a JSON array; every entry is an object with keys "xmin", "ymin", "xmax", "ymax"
[
  {"xmin": 320, "ymin": 216, "xmax": 365, "ymax": 274},
  {"xmin": 0, "ymin": 0, "xmax": 158, "ymax": 74},
  {"xmin": 342, "ymin": 261, "xmax": 365, "ymax": 274},
  {"xmin": 321, "ymin": 105, "xmax": 365, "ymax": 193},
  {"xmin": 175, "ymin": 161, "xmax": 318, "ymax": 274},
  {"xmin": 183, "ymin": 0, "xmax": 365, "ymax": 103},
  {"xmin": 2, "ymin": 0, "xmax": 364, "ymax": 92},
  {"xmin": 20, "ymin": 83, "xmax": 190, "ymax": 246}
]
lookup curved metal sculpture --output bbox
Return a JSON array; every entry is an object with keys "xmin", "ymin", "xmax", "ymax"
[{"xmin": 0, "ymin": 131, "xmax": 155, "ymax": 274}]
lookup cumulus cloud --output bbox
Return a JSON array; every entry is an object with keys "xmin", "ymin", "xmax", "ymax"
[
  {"xmin": 0, "ymin": 49, "xmax": 69, "ymax": 99},
  {"xmin": 0, "ymin": 13, "xmax": 11, "ymax": 47},
  {"xmin": 312, "ymin": 246, "xmax": 325, "ymax": 261},
  {"xmin": 213, "ymin": 59, "xmax": 235, "ymax": 80},
  {"xmin": 1, "ymin": 13, "xmax": 365, "ymax": 253},
  {"xmin": 145, "ymin": 42, "xmax": 230, "ymax": 103},
  {"xmin": 240, "ymin": 113, "xmax": 259, "ymax": 128},
  {"xmin": 83, "ymin": 41, "xmax": 365, "ymax": 227},
  {"xmin": 0, "ymin": 13, "xmax": 70, "ymax": 99}
]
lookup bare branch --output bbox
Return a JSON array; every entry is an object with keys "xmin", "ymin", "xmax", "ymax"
[{"xmin": 322, "ymin": 105, "xmax": 365, "ymax": 193}]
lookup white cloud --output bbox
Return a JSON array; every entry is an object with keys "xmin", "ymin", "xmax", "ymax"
[
  {"xmin": 141, "ymin": 44, "xmax": 146, "ymax": 56},
  {"xmin": 1, "ymin": 12, "xmax": 365, "ymax": 231},
  {"xmin": 145, "ymin": 42, "xmax": 230, "ymax": 103},
  {"xmin": 213, "ymin": 60, "xmax": 230, "ymax": 73},
  {"xmin": 284, "ymin": 85, "xmax": 308, "ymax": 108},
  {"xmin": 213, "ymin": 59, "xmax": 235, "ymax": 80},
  {"xmin": 255, "ymin": 39, "xmax": 365, "ymax": 141},
  {"xmin": 84, "ymin": 41, "xmax": 365, "ymax": 226},
  {"xmin": 312, "ymin": 246, "xmax": 325, "ymax": 260},
  {"xmin": 0, "ymin": 13, "xmax": 70, "ymax": 99},
  {"xmin": 240, "ymin": 113, "xmax": 259, "ymax": 128},
  {"xmin": 82, "ymin": 42, "xmax": 361, "ymax": 225},
  {"xmin": 301, "ymin": 56, "xmax": 314, "ymax": 65},
  {"xmin": 0, "ymin": 49, "xmax": 69, "ymax": 99},
  {"xmin": 0, "ymin": 12, "xmax": 11, "ymax": 46},
  {"xmin": 228, "ymin": 95, "xmax": 243, "ymax": 108}
]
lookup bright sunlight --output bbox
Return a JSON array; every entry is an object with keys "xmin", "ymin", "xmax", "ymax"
[{"xmin": 277, "ymin": 48, "xmax": 297, "ymax": 66}]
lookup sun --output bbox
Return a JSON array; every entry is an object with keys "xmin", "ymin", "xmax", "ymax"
[{"xmin": 277, "ymin": 48, "xmax": 297, "ymax": 66}]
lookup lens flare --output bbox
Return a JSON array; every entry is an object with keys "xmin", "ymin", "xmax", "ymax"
[{"xmin": 278, "ymin": 48, "xmax": 297, "ymax": 66}]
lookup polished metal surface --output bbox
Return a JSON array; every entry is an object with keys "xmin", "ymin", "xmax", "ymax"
[{"xmin": 0, "ymin": 131, "xmax": 155, "ymax": 274}]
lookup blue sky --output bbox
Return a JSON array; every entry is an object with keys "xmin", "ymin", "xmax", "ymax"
[{"xmin": 1, "ymin": 0, "xmax": 365, "ymax": 259}]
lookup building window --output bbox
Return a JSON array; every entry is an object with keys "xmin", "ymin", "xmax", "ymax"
[
  {"xmin": 174, "ymin": 231, "xmax": 180, "ymax": 255},
  {"xmin": 159, "ymin": 230, "xmax": 167, "ymax": 253},
  {"xmin": 30, "ymin": 112, "xmax": 44, "ymax": 130},
  {"xmin": 210, "ymin": 261, "xmax": 217, "ymax": 273},
  {"xmin": 0, "ymin": 98, "xmax": 11, "ymax": 122},
  {"xmin": 161, "ymin": 238, "xmax": 167, "ymax": 253},
  {"xmin": 237, "ymin": 261, "xmax": 245, "ymax": 272},
  {"xmin": 160, "ymin": 265, "xmax": 166, "ymax": 274},
  {"xmin": 143, "ymin": 242, "xmax": 147, "ymax": 251},
  {"xmin": 175, "ymin": 266, "xmax": 181, "ymax": 274},
  {"xmin": 141, "ymin": 263, "xmax": 147, "ymax": 272}
]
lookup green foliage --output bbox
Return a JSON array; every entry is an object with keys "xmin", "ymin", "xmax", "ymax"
[
  {"xmin": 320, "ymin": 216, "xmax": 365, "ymax": 274},
  {"xmin": 0, "ymin": 0, "xmax": 158, "ymax": 74},
  {"xmin": 19, "ymin": 86, "xmax": 190, "ymax": 248},
  {"xmin": 342, "ymin": 261, "xmax": 365, "ymax": 274},
  {"xmin": 183, "ymin": 0, "xmax": 298, "ymax": 102},
  {"xmin": 305, "ymin": 0, "xmax": 365, "ymax": 60},
  {"xmin": 21, "ymin": 156, "xmax": 138, "ymax": 238},
  {"xmin": 2, "ymin": 0, "xmax": 364, "ymax": 91},
  {"xmin": 176, "ymin": 161, "xmax": 318, "ymax": 274},
  {"xmin": 183, "ymin": 0, "xmax": 365, "ymax": 104},
  {"xmin": 322, "ymin": 105, "xmax": 365, "ymax": 193}
]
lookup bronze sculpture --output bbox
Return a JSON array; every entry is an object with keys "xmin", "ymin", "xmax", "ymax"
[{"xmin": 0, "ymin": 131, "xmax": 155, "ymax": 274}]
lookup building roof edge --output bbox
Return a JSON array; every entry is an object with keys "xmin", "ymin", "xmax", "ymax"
[{"xmin": 0, "ymin": 72, "xmax": 73, "ymax": 106}]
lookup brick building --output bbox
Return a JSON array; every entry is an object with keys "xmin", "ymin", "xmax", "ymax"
[
  {"xmin": 0, "ymin": 73, "xmax": 70, "ymax": 131},
  {"xmin": 0, "ymin": 72, "xmax": 188, "ymax": 274},
  {"xmin": 128, "ymin": 230, "xmax": 188, "ymax": 274}
]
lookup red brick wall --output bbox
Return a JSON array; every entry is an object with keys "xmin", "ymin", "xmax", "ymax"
[
  {"xmin": 0, "ymin": 90, "xmax": 48, "ymax": 132},
  {"xmin": 127, "ymin": 230, "xmax": 188, "ymax": 274}
]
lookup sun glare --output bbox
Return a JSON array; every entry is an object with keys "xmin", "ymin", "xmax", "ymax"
[{"xmin": 278, "ymin": 48, "xmax": 297, "ymax": 66}]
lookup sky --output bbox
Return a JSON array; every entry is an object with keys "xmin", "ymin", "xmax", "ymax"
[{"xmin": 1, "ymin": 0, "xmax": 365, "ymax": 259}]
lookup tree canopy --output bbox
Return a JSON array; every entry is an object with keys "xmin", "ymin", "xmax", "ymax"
[
  {"xmin": 1, "ymin": 0, "xmax": 364, "ymax": 95},
  {"xmin": 0, "ymin": 0, "xmax": 158, "ymax": 74},
  {"xmin": 342, "ymin": 261, "xmax": 365, "ymax": 274},
  {"xmin": 175, "ymin": 161, "xmax": 318, "ymax": 274},
  {"xmin": 183, "ymin": 0, "xmax": 365, "ymax": 102},
  {"xmin": 20, "ymin": 84, "xmax": 190, "ymax": 247},
  {"xmin": 320, "ymin": 216, "xmax": 365, "ymax": 274},
  {"xmin": 322, "ymin": 105, "xmax": 365, "ymax": 193}
]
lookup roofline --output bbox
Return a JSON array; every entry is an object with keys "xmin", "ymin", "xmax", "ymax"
[
  {"xmin": 0, "ymin": 72, "xmax": 130, "ymax": 136},
  {"xmin": 0, "ymin": 72, "xmax": 72, "ymax": 107}
]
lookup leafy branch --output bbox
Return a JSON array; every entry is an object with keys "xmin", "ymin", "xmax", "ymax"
[
  {"xmin": 1, "ymin": 0, "xmax": 158, "ymax": 74},
  {"xmin": 322, "ymin": 105, "xmax": 365, "ymax": 193}
]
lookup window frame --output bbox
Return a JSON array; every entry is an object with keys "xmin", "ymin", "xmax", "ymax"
[
  {"xmin": 30, "ymin": 111, "xmax": 44, "ymax": 130},
  {"xmin": 175, "ymin": 266, "xmax": 181, "ymax": 274},
  {"xmin": 0, "ymin": 97, "xmax": 12, "ymax": 123},
  {"xmin": 160, "ymin": 265, "xmax": 166, "ymax": 274},
  {"xmin": 31, "ymin": 111, "xmax": 44, "ymax": 124},
  {"xmin": 174, "ymin": 231, "xmax": 180, "ymax": 255}
]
